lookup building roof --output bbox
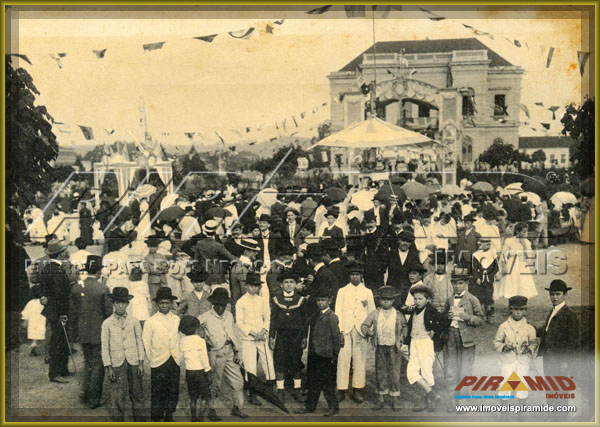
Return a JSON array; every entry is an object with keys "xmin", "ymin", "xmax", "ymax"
[
  {"xmin": 519, "ymin": 136, "xmax": 574, "ymax": 149},
  {"xmin": 338, "ymin": 38, "xmax": 513, "ymax": 72}
]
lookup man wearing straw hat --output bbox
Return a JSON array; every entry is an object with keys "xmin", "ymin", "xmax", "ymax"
[{"xmin": 39, "ymin": 239, "xmax": 77, "ymax": 383}]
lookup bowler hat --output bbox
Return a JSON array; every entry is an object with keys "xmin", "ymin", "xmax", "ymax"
[
  {"xmin": 407, "ymin": 262, "xmax": 427, "ymax": 274},
  {"xmin": 508, "ymin": 295, "xmax": 528, "ymax": 309},
  {"xmin": 84, "ymin": 255, "xmax": 103, "ymax": 274},
  {"xmin": 320, "ymin": 238, "xmax": 340, "ymax": 253},
  {"xmin": 258, "ymin": 214, "xmax": 271, "ymax": 222},
  {"xmin": 187, "ymin": 265, "xmax": 209, "ymax": 282},
  {"xmin": 398, "ymin": 230, "xmax": 415, "ymax": 242},
  {"xmin": 45, "ymin": 239, "xmax": 68, "ymax": 256},
  {"xmin": 545, "ymin": 279, "xmax": 572, "ymax": 293},
  {"xmin": 245, "ymin": 273, "xmax": 263, "ymax": 287},
  {"xmin": 451, "ymin": 266, "xmax": 471, "ymax": 281},
  {"xmin": 305, "ymin": 243, "xmax": 324, "ymax": 258},
  {"xmin": 154, "ymin": 286, "xmax": 178, "ymax": 302},
  {"xmin": 346, "ymin": 260, "xmax": 365, "ymax": 274},
  {"xmin": 378, "ymin": 286, "xmax": 398, "ymax": 299},
  {"xmin": 208, "ymin": 287, "xmax": 230, "ymax": 305},
  {"xmin": 326, "ymin": 207, "xmax": 340, "ymax": 218},
  {"xmin": 279, "ymin": 269, "xmax": 298, "ymax": 282},
  {"xmin": 109, "ymin": 287, "xmax": 134, "ymax": 302},
  {"xmin": 312, "ymin": 287, "xmax": 332, "ymax": 299},
  {"xmin": 409, "ymin": 284, "xmax": 432, "ymax": 299}
]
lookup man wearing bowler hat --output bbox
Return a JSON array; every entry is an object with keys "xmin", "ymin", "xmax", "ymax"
[
  {"xmin": 386, "ymin": 230, "xmax": 421, "ymax": 304},
  {"xmin": 71, "ymin": 255, "xmax": 113, "ymax": 408},
  {"xmin": 178, "ymin": 267, "xmax": 212, "ymax": 318},
  {"xmin": 142, "ymin": 287, "xmax": 181, "ymax": 421},
  {"xmin": 39, "ymin": 239, "xmax": 77, "ymax": 383},
  {"xmin": 538, "ymin": 279, "xmax": 579, "ymax": 413},
  {"xmin": 303, "ymin": 243, "xmax": 339, "ymax": 317}
]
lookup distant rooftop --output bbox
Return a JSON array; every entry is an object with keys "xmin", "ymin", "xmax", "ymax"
[
  {"xmin": 338, "ymin": 38, "xmax": 513, "ymax": 72},
  {"xmin": 519, "ymin": 136, "xmax": 574, "ymax": 149}
]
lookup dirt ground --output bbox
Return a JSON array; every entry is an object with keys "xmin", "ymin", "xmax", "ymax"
[{"xmin": 5, "ymin": 242, "xmax": 595, "ymax": 422}]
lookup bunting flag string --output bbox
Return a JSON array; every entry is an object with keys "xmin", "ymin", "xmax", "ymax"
[
  {"xmin": 93, "ymin": 49, "xmax": 107, "ymax": 58},
  {"xmin": 306, "ymin": 5, "xmax": 332, "ymax": 14},
  {"xmin": 548, "ymin": 106, "xmax": 559, "ymax": 120},
  {"xmin": 78, "ymin": 125, "xmax": 94, "ymax": 140},
  {"xmin": 577, "ymin": 51, "xmax": 591, "ymax": 76},
  {"xmin": 142, "ymin": 42, "xmax": 166, "ymax": 52},
  {"xmin": 419, "ymin": 7, "xmax": 446, "ymax": 21},
  {"xmin": 8, "ymin": 53, "xmax": 32, "ymax": 64},
  {"xmin": 194, "ymin": 34, "xmax": 218, "ymax": 43},
  {"xmin": 228, "ymin": 28, "xmax": 255, "ymax": 39}
]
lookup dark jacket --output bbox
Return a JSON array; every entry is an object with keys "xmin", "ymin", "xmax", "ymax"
[
  {"xmin": 305, "ymin": 308, "xmax": 342, "ymax": 359},
  {"xmin": 326, "ymin": 259, "xmax": 349, "ymax": 289},
  {"xmin": 281, "ymin": 221, "xmax": 303, "ymax": 248},
  {"xmin": 361, "ymin": 227, "xmax": 389, "ymax": 289},
  {"xmin": 443, "ymin": 292, "xmax": 484, "ymax": 348},
  {"xmin": 405, "ymin": 303, "xmax": 449, "ymax": 353},
  {"xmin": 257, "ymin": 231, "xmax": 281, "ymax": 264},
  {"xmin": 305, "ymin": 264, "xmax": 339, "ymax": 316},
  {"xmin": 71, "ymin": 276, "xmax": 113, "ymax": 345},
  {"xmin": 538, "ymin": 304, "xmax": 580, "ymax": 358},
  {"xmin": 40, "ymin": 260, "xmax": 77, "ymax": 322},
  {"xmin": 386, "ymin": 246, "xmax": 421, "ymax": 303},
  {"xmin": 194, "ymin": 236, "xmax": 237, "ymax": 285},
  {"xmin": 270, "ymin": 293, "xmax": 307, "ymax": 339}
]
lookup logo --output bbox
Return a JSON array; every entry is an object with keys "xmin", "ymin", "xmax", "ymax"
[
  {"xmin": 455, "ymin": 373, "xmax": 576, "ymax": 400},
  {"xmin": 498, "ymin": 372, "xmax": 529, "ymax": 392}
]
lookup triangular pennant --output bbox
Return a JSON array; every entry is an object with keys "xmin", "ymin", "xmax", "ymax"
[
  {"xmin": 344, "ymin": 5, "xmax": 366, "ymax": 17},
  {"xmin": 518, "ymin": 104, "xmax": 530, "ymax": 118},
  {"xmin": 534, "ymin": 101, "xmax": 544, "ymax": 107},
  {"xmin": 274, "ymin": 19, "xmax": 285, "ymax": 25},
  {"xmin": 58, "ymin": 53, "xmax": 67, "ymax": 58},
  {"xmin": 246, "ymin": 127, "xmax": 251, "ymax": 133},
  {"xmin": 78, "ymin": 125, "xmax": 94, "ymax": 140},
  {"xmin": 143, "ymin": 41, "xmax": 165, "ymax": 51},
  {"xmin": 577, "ymin": 51, "xmax": 591, "ymax": 76},
  {"xmin": 513, "ymin": 40, "xmax": 521, "ymax": 48},
  {"xmin": 184, "ymin": 132, "xmax": 195, "ymax": 140},
  {"xmin": 419, "ymin": 7, "xmax": 445, "ymax": 21},
  {"xmin": 300, "ymin": 112, "xmax": 306, "ymax": 119},
  {"xmin": 228, "ymin": 28, "xmax": 255, "ymax": 39},
  {"xmin": 546, "ymin": 47, "xmax": 555, "ymax": 68},
  {"xmin": 8, "ymin": 53, "xmax": 32, "ymax": 65},
  {"xmin": 265, "ymin": 23, "xmax": 274, "ymax": 34},
  {"xmin": 307, "ymin": 5, "xmax": 332, "ymax": 14},
  {"xmin": 548, "ymin": 106, "xmax": 559, "ymax": 120},
  {"xmin": 292, "ymin": 116, "xmax": 299, "ymax": 127},
  {"xmin": 541, "ymin": 123, "xmax": 551, "ymax": 130},
  {"xmin": 105, "ymin": 128, "xmax": 115, "ymax": 135},
  {"xmin": 322, "ymin": 102, "xmax": 327, "ymax": 107},
  {"xmin": 49, "ymin": 54, "xmax": 64, "ymax": 69},
  {"xmin": 194, "ymin": 34, "xmax": 218, "ymax": 43},
  {"xmin": 93, "ymin": 49, "xmax": 107, "ymax": 58}
]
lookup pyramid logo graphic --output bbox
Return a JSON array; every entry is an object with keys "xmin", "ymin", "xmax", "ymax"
[{"xmin": 499, "ymin": 372, "xmax": 529, "ymax": 392}]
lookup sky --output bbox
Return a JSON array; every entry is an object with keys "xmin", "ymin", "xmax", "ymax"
[{"xmin": 8, "ymin": 6, "xmax": 592, "ymax": 149}]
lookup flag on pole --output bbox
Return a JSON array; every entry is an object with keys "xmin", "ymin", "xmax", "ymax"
[
  {"xmin": 577, "ymin": 51, "xmax": 591, "ymax": 76},
  {"xmin": 228, "ymin": 28, "xmax": 255, "ymax": 39},
  {"xmin": 143, "ymin": 42, "xmax": 166, "ymax": 51},
  {"xmin": 419, "ymin": 7, "xmax": 445, "ymax": 21},
  {"xmin": 307, "ymin": 5, "xmax": 332, "ymax": 14},
  {"xmin": 93, "ymin": 49, "xmax": 107, "ymax": 58},
  {"xmin": 194, "ymin": 34, "xmax": 218, "ymax": 43},
  {"xmin": 8, "ymin": 53, "xmax": 32, "ymax": 65},
  {"xmin": 78, "ymin": 125, "xmax": 94, "ymax": 140},
  {"xmin": 548, "ymin": 106, "xmax": 559, "ymax": 120}
]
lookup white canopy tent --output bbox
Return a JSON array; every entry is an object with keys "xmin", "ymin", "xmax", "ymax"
[
  {"xmin": 308, "ymin": 117, "xmax": 435, "ymax": 149},
  {"xmin": 93, "ymin": 152, "xmax": 175, "ymax": 207}
]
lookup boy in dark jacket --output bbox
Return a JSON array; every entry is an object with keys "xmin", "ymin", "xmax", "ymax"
[
  {"xmin": 404, "ymin": 284, "xmax": 447, "ymax": 413},
  {"xmin": 295, "ymin": 288, "xmax": 342, "ymax": 417},
  {"xmin": 269, "ymin": 270, "xmax": 307, "ymax": 402}
]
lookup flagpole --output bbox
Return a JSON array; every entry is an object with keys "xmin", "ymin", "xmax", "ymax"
[{"xmin": 370, "ymin": 8, "xmax": 377, "ymax": 118}]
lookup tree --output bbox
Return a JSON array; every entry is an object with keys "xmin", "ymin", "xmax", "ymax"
[
  {"xmin": 251, "ymin": 145, "xmax": 307, "ymax": 178},
  {"xmin": 531, "ymin": 149, "xmax": 547, "ymax": 168},
  {"xmin": 477, "ymin": 140, "xmax": 523, "ymax": 170},
  {"xmin": 6, "ymin": 56, "xmax": 59, "ymax": 207},
  {"xmin": 561, "ymin": 97, "xmax": 594, "ymax": 179}
]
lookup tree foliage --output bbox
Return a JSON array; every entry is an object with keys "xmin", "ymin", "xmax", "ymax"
[
  {"xmin": 531, "ymin": 149, "xmax": 547, "ymax": 165},
  {"xmin": 561, "ymin": 97, "xmax": 594, "ymax": 179},
  {"xmin": 6, "ymin": 56, "xmax": 59, "ymax": 206},
  {"xmin": 478, "ymin": 140, "xmax": 529, "ymax": 169},
  {"xmin": 251, "ymin": 145, "xmax": 308, "ymax": 178}
]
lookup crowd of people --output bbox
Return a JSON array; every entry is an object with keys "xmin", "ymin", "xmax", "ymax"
[{"xmin": 16, "ymin": 175, "xmax": 587, "ymax": 420}]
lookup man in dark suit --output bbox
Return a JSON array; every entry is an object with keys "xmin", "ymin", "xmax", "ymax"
[
  {"xmin": 322, "ymin": 238, "xmax": 349, "ymax": 289},
  {"xmin": 102, "ymin": 206, "xmax": 133, "ymax": 255},
  {"xmin": 361, "ymin": 210, "xmax": 388, "ymax": 292},
  {"xmin": 538, "ymin": 280, "xmax": 580, "ymax": 413},
  {"xmin": 281, "ymin": 207, "xmax": 303, "ymax": 249},
  {"xmin": 386, "ymin": 230, "xmax": 421, "ymax": 305},
  {"xmin": 194, "ymin": 220, "xmax": 238, "ymax": 290},
  {"xmin": 78, "ymin": 202, "xmax": 94, "ymax": 247},
  {"xmin": 257, "ymin": 214, "xmax": 280, "ymax": 268},
  {"xmin": 303, "ymin": 243, "xmax": 339, "ymax": 317},
  {"xmin": 39, "ymin": 240, "xmax": 77, "ymax": 383},
  {"xmin": 71, "ymin": 255, "xmax": 113, "ymax": 408}
]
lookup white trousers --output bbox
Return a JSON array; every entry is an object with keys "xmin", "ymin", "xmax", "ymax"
[
  {"xmin": 336, "ymin": 327, "xmax": 367, "ymax": 390},
  {"xmin": 501, "ymin": 360, "xmax": 530, "ymax": 399},
  {"xmin": 407, "ymin": 338, "xmax": 435, "ymax": 387},
  {"xmin": 241, "ymin": 339, "xmax": 275, "ymax": 381}
]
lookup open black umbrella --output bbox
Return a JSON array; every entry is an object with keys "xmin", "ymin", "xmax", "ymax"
[
  {"xmin": 325, "ymin": 187, "xmax": 346, "ymax": 203},
  {"xmin": 157, "ymin": 205, "xmax": 185, "ymax": 222}
]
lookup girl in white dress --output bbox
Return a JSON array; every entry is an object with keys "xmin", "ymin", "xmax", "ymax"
[
  {"xmin": 500, "ymin": 222, "xmax": 538, "ymax": 299},
  {"xmin": 21, "ymin": 286, "xmax": 46, "ymax": 356},
  {"xmin": 127, "ymin": 263, "xmax": 151, "ymax": 325}
]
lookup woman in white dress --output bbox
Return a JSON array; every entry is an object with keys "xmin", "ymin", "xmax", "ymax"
[
  {"xmin": 27, "ymin": 205, "xmax": 48, "ymax": 244},
  {"xmin": 500, "ymin": 222, "xmax": 538, "ymax": 299},
  {"xmin": 135, "ymin": 197, "xmax": 152, "ymax": 241}
]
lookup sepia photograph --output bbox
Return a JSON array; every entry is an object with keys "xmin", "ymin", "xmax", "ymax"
[{"xmin": 4, "ymin": 3, "xmax": 596, "ymax": 423}]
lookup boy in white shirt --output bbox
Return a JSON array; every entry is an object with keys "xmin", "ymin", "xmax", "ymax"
[
  {"xmin": 142, "ymin": 287, "xmax": 181, "ymax": 422},
  {"xmin": 235, "ymin": 273, "xmax": 275, "ymax": 406},
  {"xmin": 335, "ymin": 261, "xmax": 375, "ymax": 403},
  {"xmin": 179, "ymin": 315, "xmax": 212, "ymax": 421}
]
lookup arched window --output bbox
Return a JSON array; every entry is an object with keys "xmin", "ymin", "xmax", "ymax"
[{"xmin": 462, "ymin": 136, "xmax": 473, "ymax": 163}]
